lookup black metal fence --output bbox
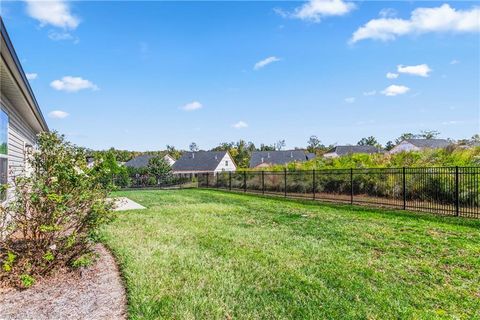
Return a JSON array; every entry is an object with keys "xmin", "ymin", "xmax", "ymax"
[{"xmin": 197, "ymin": 167, "xmax": 480, "ymax": 218}]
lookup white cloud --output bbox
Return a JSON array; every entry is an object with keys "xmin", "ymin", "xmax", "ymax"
[
  {"xmin": 397, "ymin": 64, "xmax": 432, "ymax": 77},
  {"xmin": 450, "ymin": 59, "xmax": 460, "ymax": 65},
  {"xmin": 232, "ymin": 121, "xmax": 248, "ymax": 129},
  {"xmin": 290, "ymin": 0, "xmax": 356, "ymax": 22},
  {"xmin": 47, "ymin": 31, "xmax": 79, "ymax": 44},
  {"xmin": 180, "ymin": 101, "xmax": 203, "ymax": 111},
  {"xmin": 26, "ymin": 73, "xmax": 38, "ymax": 80},
  {"xmin": 48, "ymin": 110, "xmax": 69, "ymax": 119},
  {"xmin": 50, "ymin": 76, "xmax": 98, "ymax": 92},
  {"xmin": 379, "ymin": 8, "xmax": 397, "ymax": 18},
  {"xmin": 363, "ymin": 90, "xmax": 376, "ymax": 96},
  {"xmin": 350, "ymin": 4, "xmax": 480, "ymax": 43},
  {"xmin": 386, "ymin": 72, "xmax": 399, "ymax": 79},
  {"xmin": 254, "ymin": 56, "xmax": 281, "ymax": 70},
  {"xmin": 25, "ymin": 0, "xmax": 79, "ymax": 29},
  {"xmin": 273, "ymin": 8, "xmax": 289, "ymax": 19},
  {"xmin": 48, "ymin": 30, "xmax": 71, "ymax": 40},
  {"xmin": 344, "ymin": 97, "xmax": 355, "ymax": 103},
  {"xmin": 381, "ymin": 85, "xmax": 410, "ymax": 96},
  {"xmin": 441, "ymin": 120, "xmax": 462, "ymax": 125}
]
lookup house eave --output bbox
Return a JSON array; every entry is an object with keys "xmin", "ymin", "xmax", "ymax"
[{"xmin": 1, "ymin": 17, "xmax": 48, "ymax": 132}]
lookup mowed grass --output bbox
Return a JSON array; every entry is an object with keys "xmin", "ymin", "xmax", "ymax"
[{"xmin": 102, "ymin": 189, "xmax": 480, "ymax": 319}]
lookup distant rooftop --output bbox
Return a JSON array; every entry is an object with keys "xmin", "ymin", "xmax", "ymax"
[
  {"xmin": 172, "ymin": 151, "xmax": 229, "ymax": 171},
  {"xmin": 403, "ymin": 139, "xmax": 451, "ymax": 148},
  {"xmin": 249, "ymin": 150, "xmax": 315, "ymax": 168},
  {"xmin": 124, "ymin": 154, "xmax": 173, "ymax": 168},
  {"xmin": 326, "ymin": 145, "xmax": 381, "ymax": 156},
  {"xmin": 124, "ymin": 154, "xmax": 155, "ymax": 168}
]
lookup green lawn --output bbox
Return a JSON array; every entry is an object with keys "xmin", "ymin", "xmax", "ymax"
[{"xmin": 102, "ymin": 189, "xmax": 480, "ymax": 319}]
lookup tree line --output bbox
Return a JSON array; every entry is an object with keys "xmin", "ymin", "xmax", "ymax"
[{"xmin": 91, "ymin": 131, "xmax": 480, "ymax": 169}]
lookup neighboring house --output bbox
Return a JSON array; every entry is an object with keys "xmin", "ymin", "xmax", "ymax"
[
  {"xmin": 124, "ymin": 154, "xmax": 175, "ymax": 169},
  {"xmin": 0, "ymin": 18, "xmax": 49, "ymax": 201},
  {"xmin": 323, "ymin": 146, "xmax": 380, "ymax": 158},
  {"xmin": 389, "ymin": 139, "xmax": 452, "ymax": 154},
  {"xmin": 249, "ymin": 150, "xmax": 315, "ymax": 168},
  {"xmin": 172, "ymin": 151, "xmax": 236, "ymax": 176},
  {"xmin": 163, "ymin": 154, "xmax": 176, "ymax": 166}
]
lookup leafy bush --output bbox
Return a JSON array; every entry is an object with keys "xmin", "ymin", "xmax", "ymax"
[
  {"xmin": 92, "ymin": 150, "xmax": 130, "ymax": 189},
  {"xmin": 0, "ymin": 132, "xmax": 113, "ymax": 288},
  {"xmin": 237, "ymin": 147, "xmax": 480, "ymax": 207},
  {"xmin": 147, "ymin": 156, "xmax": 173, "ymax": 184},
  {"xmin": 272, "ymin": 147, "xmax": 480, "ymax": 171}
]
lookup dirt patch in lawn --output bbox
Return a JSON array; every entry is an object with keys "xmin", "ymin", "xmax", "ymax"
[{"xmin": 0, "ymin": 244, "xmax": 127, "ymax": 320}]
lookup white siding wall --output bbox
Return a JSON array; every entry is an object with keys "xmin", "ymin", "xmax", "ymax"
[
  {"xmin": 163, "ymin": 155, "xmax": 176, "ymax": 166},
  {"xmin": 0, "ymin": 95, "xmax": 38, "ymax": 183},
  {"xmin": 214, "ymin": 153, "xmax": 236, "ymax": 173},
  {"xmin": 389, "ymin": 142, "xmax": 420, "ymax": 154},
  {"xmin": 323, "ymin": 152, "xmax": 339, "ymax": 158}
]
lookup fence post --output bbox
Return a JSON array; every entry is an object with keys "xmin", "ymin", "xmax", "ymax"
[
  {"xmin": 206, "ymin": 173, "xmax": 209, "ymax": 188},
  {"xmin": 284, "ymin": 168, "xmax": 287, "ymax": 197},
  {"xmin": 455, "ymin": 166, "xmax": 459, "ymax": 216},
  {"xmin": 402, "ymin": 167, "xmax": 406, "ymax": 210},
  {"xmin": 312, "ymin": 169, "xmax": 316, "ymax": 200},
  {"xmin": 262, "ymin": 171, "xmax": 265, "ymax": 195},
  {"xmin": 350, "ymin": 168, "xmax": 354, "ymax": 205},
  {"xmin": 243, "ymin": 171, "xmax": 247, "ymax": 192},
  {"xmin": 229, "ymin": 171, "xmax": 232, "ymax": 191}
]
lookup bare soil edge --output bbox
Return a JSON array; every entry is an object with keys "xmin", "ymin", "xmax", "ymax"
[{"xmin": 0, "ymin": 243, "xmax": 127, "ymax": 320}]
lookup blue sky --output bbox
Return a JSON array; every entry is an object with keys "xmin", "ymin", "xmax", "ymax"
[{"xmin": 2, "ymin": 0, "xmax": 479, "ymax": 151}]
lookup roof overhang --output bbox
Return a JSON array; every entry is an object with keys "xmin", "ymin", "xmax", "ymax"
[{"xmin": 1, "ymin": 18, "xmax": 48, "ymax": 133}]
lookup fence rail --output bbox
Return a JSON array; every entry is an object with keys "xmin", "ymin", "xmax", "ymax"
[{"xmin": 197, "ymin": 167, "xmax": 480, "ymax": 218}]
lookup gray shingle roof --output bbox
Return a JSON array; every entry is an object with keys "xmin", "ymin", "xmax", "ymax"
[
  {"xmin": 172, "ymin": 151, "xmax": 229, "ymax": 171},
  {"xmin": 249, "ymin": 150, "xmax": 315, "ymax": 168},
  {"xmin": 404, "ymin": 139, "xmax": 451, "ymax": 148},
  {"xmin": 124, "ymin": 155, "xmax": 155, "ymax": 168},
  {"xmin": 327, "ymin": 145, "xmax": 380, "ymax": 156}
]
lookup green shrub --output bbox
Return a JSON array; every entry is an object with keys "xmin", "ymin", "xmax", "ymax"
[
  {"xmin": 20, "ymin": 274, "xmax": 35, "ymax": 288},
  {"xmin": 92, "ymin": 150, "xmax": 130, "ymax": 189},
  {"xmin": 264, "ymin": 147, "xmax": 480, "ymax": 171},
  {"xmin": 72, "ymin": 252, "xmax": 96, "ymax": 268},
  {"xmin": 2, "ymin": 252, "xmax": 16, "ymax": 272},
  {"xmin": 0, "ymin": 132, "xmax": 114, "ymax": 288}
]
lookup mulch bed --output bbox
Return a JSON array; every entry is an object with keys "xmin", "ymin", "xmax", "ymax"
[{"xmin": 0, "ymin": 244, "xmax": 127, "ymax": 320}]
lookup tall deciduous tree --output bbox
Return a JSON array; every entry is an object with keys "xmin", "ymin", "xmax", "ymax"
[
  {"xmin": 189, "ymin": 142, "xmax": 199, "ymax": 152},
  {"xmin": 211, "ymin": 140, "xmax": 256, "ymax": 168},
  {"xmin": 395, "ymin": 133, "xmax": 417, "ymax": 144},
  {"xmin": 166, "ymin": 145, "xmax": 182, "ymax": 159},
  {"xmin": 384, "ymin": 141, "xmax": 395, "ymax": 151},
  {"xmin": 275, "ymin": 140, "xmax": 286, "ymax": 151},
  {"xmin": 307, "ymin": 135, "xmax": 323, "ymax": 153},
  {"xmin": 259, "ymin": 144, "xmax": 275, "ymax": 151},
  {"xmin": 357, "ymin": 136, "xmax": 380, "ymax": 148},
  {"xmin": 148, "ymin": 156, "xmax": 172, "ymax": 184},
  {"xmin": 419, "ymin": 130, "xmax": 440, "ymax": 139}
]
